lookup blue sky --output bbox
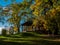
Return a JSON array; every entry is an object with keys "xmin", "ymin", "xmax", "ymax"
[
  {"xmin": 0, "ymin": 0, "xmax": 23, "ymax": 27},
  {"xmin": 0, "ymin": 0, "xmax": 23, "ymax": 6}
]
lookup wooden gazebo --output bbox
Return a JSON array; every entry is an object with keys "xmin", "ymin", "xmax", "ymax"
[{"xmin": 21, "ymin": 21, "xmax": 35, "ymax": 32}]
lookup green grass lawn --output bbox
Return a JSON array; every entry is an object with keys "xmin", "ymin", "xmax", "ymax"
[{"xmin": 0, "ymin": 32, "xmax": 60, "ymax": 45}]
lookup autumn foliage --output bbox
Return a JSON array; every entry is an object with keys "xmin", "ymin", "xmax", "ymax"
[{"xmin": 0, "ymin": 0, "xmax": 60, "ymax": 34}]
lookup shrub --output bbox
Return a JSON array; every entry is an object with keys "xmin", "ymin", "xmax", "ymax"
[{"xmin": 2, "ymin": 29, "xmax": 7, "ymax": 35}]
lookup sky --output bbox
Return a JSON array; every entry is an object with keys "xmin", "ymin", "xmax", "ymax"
[
  {"xmin": 0, "ymin": 0, "xmax": 23, "ymax": 27},
  {"xmin": 0, "ymin": 0, "xmax": 23, "ymax": 6}
]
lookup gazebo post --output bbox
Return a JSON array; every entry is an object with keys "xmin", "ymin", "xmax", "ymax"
[
  {"xmin": 32, "ymin": 26, "xmax": 33, "ymax": 31},
  {"xmin": 22, "ymin": 26, "xmax": 23, "ymax": 32},
  {"xmin": 26, "ymin": 26, "xmax": 27, "ymax": 32}
]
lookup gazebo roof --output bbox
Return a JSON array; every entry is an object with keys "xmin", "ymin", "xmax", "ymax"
[{"xmin": 21, "ymin": 21, "xmax": 33, "ymax": 26}]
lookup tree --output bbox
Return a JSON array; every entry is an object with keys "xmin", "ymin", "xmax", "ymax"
[
  {"xmin": 1, "ymin": 0, "xmax": 60, "ymax": 34},
  {"xmin": 4, "ymin": 0, "xmax": 33, "ymax": 33},
  {"xmin": 30, "ymin": 0, "xmax": 60, "ymax": 34}
]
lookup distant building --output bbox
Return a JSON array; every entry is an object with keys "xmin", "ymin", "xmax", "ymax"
[
  {"xmin": 21, "ymin": 21, "xmax": 35, "ymax": 32},
  {"xmin": 0, "ymin": 27, "xmax": 5, "ymax": 35},
  {"xmin": 5, "ymin": 26, "xmax": 14, "ymax": 35},
  {"xmin": 0, "ymin": 26, "xmax": 14, "ymax": 35}
]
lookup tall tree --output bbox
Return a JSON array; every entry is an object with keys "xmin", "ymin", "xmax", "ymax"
[
  {"xmin": 30, "ymin": 0, "xmax": 60, "ymax": 34},
  {"xmin": 6, "ymin": 0, "xmax": 33, "ymax": 33}
]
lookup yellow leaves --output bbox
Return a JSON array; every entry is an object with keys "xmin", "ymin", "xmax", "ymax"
[
  {"xmin": 43, "ymin": 24, "xmax": 47, "ymax": 30},
  {"xmin": 49, "ymin": 8, "xmax": 56, "ymax": 17},
  {"xmin": 56, "ymin": 6, "xmax": 60, "ymax": 12},
  {"xmin": 32, "ymin": 19, "xmax": 38, "ymax": 26},
  {"xmin": 35, "ymin": 0, "xmax": 42, "ymax": 6},
  {"xmin": 35, "ymin": 0, "xmax": 41, "ymax": 3},
  {"xmin": 46, "ymin": 7, "xmax": 60, "ymax": 18},
  {"xmin": 49, "ymin": 6, "xmax": 60, "ymax": 18},
  {"xmin": 30, "ymin": 5, "xmax": 39, "ymax": 10},
  {"xmin": 44, "ymin": 0, "xmax": 48, "ymax": 2},
  {"xmin": 36, "ymin": 1, "xmax": 42, "ymax": 6},
  {"xmin": 13, "ymin": 26, "xmax": 18, "ymax": 31},
  {"xmin": 30, "ymin": 0, "xmax": 42, "ymax": 10},
  {"xmin": 33, "ymin": 9, "xmax": 39, "ymax": 16},
  {"xmin": 25, "ymin": 2, "xmax": 29, "ymax": 6},
  {"xmin": 51, "ymin": 10, "xmax": 56, "ymax": 15},
  {"xmin": 52, "ymin": 0, "xmax": 57, "ymax": 3},
  {"xmin": 33, "ymin": 11, "xmax": 39, "ymax": 16},
  {"xmin": 30, "ymin": 5, "xmax": 35, "ymax": 10},
  {"xmin": 30, "ymin": 0, "xmax": 42, "ymax": 17},
  {"xmin": 39, "ymin": 17, "xmax": 48, "ymax": 30}
]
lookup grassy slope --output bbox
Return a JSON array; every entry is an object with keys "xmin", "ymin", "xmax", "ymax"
[{"xmin": 0, "ymin": 32, "xmax": 60, "ymax": 45}]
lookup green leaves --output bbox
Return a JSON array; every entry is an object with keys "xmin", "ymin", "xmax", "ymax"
[{"xmin": 1, "ymin": 0, "xmax": 60, "ymax": 34}]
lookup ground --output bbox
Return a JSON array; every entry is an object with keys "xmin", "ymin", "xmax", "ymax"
[{"xmin": 0, "ymin": 32, "xmax": 60, "ymax": 45}]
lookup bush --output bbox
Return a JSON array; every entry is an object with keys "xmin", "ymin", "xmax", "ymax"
[{"xmin": 2, "ymin": 29, "xmax": 7, "ymax": 35}]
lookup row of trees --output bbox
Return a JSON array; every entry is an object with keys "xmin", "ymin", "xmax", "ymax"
[{"xmin": 0, "ymin": 0, "xmax": 60, "ymax": 35}]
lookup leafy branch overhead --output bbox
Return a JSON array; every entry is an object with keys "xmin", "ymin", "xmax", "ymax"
[{"xmin": 0, "ymin": 0, "xmax": 60, "ymax": 34}]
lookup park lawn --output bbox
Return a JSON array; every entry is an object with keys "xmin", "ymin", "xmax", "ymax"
[{"xmin": 0, "ymin": 32, "xmax": 60, "ymax": 45}]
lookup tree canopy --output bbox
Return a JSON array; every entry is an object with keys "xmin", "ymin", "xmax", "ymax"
[{"xmin": 0, "ymin": 0, "xmax": 60, "ymax": 34}]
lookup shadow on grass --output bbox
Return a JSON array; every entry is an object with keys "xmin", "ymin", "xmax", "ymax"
[
  {"xmin": 37, "ymin": 35, "xmax": 60, "ymax": 40},
  {"xmin": 1, "ymin": 32, "xmax": 60, "ymax": 45},
  {"xmin": 20, "ymin": 32, "xmax": 60, "ymax": 40},
  {"xmin": 4, "ymin": 32, "xmax": 37, "ymax": 38},
  {"xmin": 31, "ymin": 39, "xmax": 60, "ymax": 45},
  {"xmin": 0, "ymin": 39, "xmax": 60, "ymax": 45},
  {"xmin": 0, "ymin": 40, "xmax": 30, "ymax": 45},
  {"xmin": 3, "ymin": 32, "xmax": 60, "ymax": 41},
  {"xmin": 21, "ymin": 32, "xmax": 37, "ymax": 37}
]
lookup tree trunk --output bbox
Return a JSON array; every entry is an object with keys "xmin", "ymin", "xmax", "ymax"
[
  {"xmin": 54, "ymin": 26, "xmax": 59, "ymax": 35},
  {"xmin": 17, "ymin": 25, "xmax": 20, "ymax": 33},
  {"xmin": 54, "ymin": 21, "xmax": 59, "ymax": 35}
]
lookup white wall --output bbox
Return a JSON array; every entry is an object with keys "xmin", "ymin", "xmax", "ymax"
[{"xmin": 0, "ymin": 27, "xmax": 5, "ymax": 34}]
